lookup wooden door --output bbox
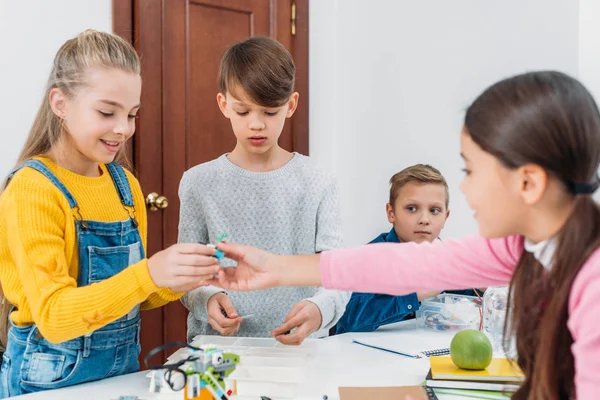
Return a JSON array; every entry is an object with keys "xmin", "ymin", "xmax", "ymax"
[{"xmin": 113, "ymin": 0, "xmax": 309, "ymax": 364}]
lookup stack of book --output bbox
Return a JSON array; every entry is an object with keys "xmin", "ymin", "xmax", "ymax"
[{"xmin": 425, "ymin": 356, "xmax": 524, "ymax": 399}]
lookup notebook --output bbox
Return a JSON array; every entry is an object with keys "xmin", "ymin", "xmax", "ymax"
[
  {"xmin": 339, "ymin": 385, "xmax": 437, "ymax": 400},
  {"xmin": 425, "ymin": 369, "xmax": 520, "ymax": 392},
  {"xmin": 429, "ymin": 356, "xmax": 524, "ymax": 382},
  {"xmin": 352, "ymin": 334, "xmax": 451, "ymax": 359},
  {"xmin": 432, "ymin": 388, "xmax": 512, "ymax": 399}
]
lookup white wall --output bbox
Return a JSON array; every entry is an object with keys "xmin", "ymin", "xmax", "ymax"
[
  {"xmin": 0, "ymin": 1, "xmax": 112, "ymax": 179},
  {"xmin": 579, "ymin": 0, "xmax": 600, "ymax": 102},
  {"xmin": 579, "ymin": 0, "xmax": 600, "ymax": 205},
  {"xmin": 310, "ymin": 0, "xmax": 581, "ymax": 245},
  {"xmin": 1, "ymin": 1, "xmax": 596, "ymax": 246}
]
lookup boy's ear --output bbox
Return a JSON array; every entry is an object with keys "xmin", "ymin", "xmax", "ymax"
[
  {"xmin": 442, "ymin": 209, "xmax": 450, "ymax": 228},
  {"xmin": 49, "ymin": 88, "xmax": 67, "ymax": 119},
  {"xmin": 386, "ymin": 203, "xmax": 395, "ymax": 224},
  {"xmin": 285, "ymin": 92, "xmax": 300, "ymax": 118},
  {"xmin": 216, "ymin": 93, "xmax": 230, "ymax": 118}
]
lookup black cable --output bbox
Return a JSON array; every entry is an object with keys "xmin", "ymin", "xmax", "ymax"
[{"xmin": 144, "ymin": 341, "xmax": 203, "ymax": 370}]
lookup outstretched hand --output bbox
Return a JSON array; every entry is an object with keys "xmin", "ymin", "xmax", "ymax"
[{"xmin": 207, "ymin": 242, "xmax": 282, "ymax": 291}]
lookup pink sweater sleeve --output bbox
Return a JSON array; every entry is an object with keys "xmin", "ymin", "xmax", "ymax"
[
  {"xmin": 320, "ymin": 235, "xmax": 522, "ymax": 295},
  {"xmin": 568, "ymin": 250, "xmax": 600, "ymax": 399}
]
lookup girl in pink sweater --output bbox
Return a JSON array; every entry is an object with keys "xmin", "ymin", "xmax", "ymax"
[{"xmin": 211, "ymin": 71, "xmax": 600, "ymax": 400}]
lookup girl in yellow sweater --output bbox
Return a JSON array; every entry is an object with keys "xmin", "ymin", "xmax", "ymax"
[{"xmin": 0, "ymin": 30, "xmax": 219, "ymax": 397}]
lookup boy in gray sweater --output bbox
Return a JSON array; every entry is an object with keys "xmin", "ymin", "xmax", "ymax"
[{"xmin": 179, "ymin": 37, "xmax": 349, "ymax": 345}]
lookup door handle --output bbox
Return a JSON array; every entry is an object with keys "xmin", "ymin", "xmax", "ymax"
[{"xmin": 146, "ymin": 192, "xmax": 169, "ymax": 211}]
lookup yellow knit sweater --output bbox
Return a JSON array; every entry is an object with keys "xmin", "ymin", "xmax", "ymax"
[{"xmin": 0, "ymin": 157, "xmax": 181, "ymax": 343}]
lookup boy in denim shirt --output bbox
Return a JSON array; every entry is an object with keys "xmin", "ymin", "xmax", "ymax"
[{"xmin": 335, "ymin": 164, "xmax": 482, "ymax": 334}]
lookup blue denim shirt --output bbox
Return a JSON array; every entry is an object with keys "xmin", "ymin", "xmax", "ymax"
[{"xmin": 334, "ymin": 228, "xmax": 481, "ymax": 335}]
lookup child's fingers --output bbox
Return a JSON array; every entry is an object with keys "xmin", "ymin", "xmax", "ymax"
[
  {"xmin": 175, "ymin": 243, "xmax": 217, "ymax": 256},
  {"xmin": 218, "ymin": 297, "xmax": 239, "ymax": 319},
  {"xmin": 214, "ymin": 270, "xmax": 230, "ymax": 289},
  {"xmin": 219, "ymin": 268, "xmax": 239, "ymax": 286},
  {"xmin": 208, "ymin": 316, "xmax": 234, "ymax": 335},
  {"xmin": 221, "ymin": 267, "xmax": 238, "ymax": 279},
  {"xmin": 177, "ymin": 254, "xmax": 219, "ymax": 267},
  {"xmin": 218, "ymin": 270, "xmax": 241, "ymax": 291},
  {"xmin": 275, "ymin": 329, "xmax": 305, "ymax": 346},
  {"xmin": 215, "ymin": 242, "xmax": 246, "ymax": 261},
  {"xmin": 272, "ymin": 314, "xmax": 303, "ymax": 337},
  {"xmin": 275, "ymin": 324, "xmax": 310, "ymax": 345},
  {"xmin": 204, "ymin": 277, "xmax": 222, "ymax": 287},
  {"xmin": 175, "ymin": 265, "xmax": 219, "ymax": 277},
  {"xmin": 218, "ymin": 316, "xmax": 242, "ymax": 329},
  {"xmin": 212, "ymin": 311, "xmax": 241, "ymax": 328},
  {"xmin": 283, "ymin": 302, "xmax": 304, "ymax": 322}
]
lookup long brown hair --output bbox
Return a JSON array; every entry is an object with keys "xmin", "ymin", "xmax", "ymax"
[
  {"xmin": 465, "ymin": 71, "xmax": 600, "ymax": 399},
  {"xmin": 0, "ymin": 30, "xmax": 140, "ymax": 351}
]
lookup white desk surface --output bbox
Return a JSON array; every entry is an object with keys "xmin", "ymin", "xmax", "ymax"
[{"xmin": 14, "ymin": 320, "xmax": 467, "ymax": 400}]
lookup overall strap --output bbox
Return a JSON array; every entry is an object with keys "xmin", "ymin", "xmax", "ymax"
[
  {"xmin": 105, "ymin": 162, "xmax": 135, "ymax": 208},
  {"xmin": 7, "ymin": 160, "xmax": 78, "ymax": 208}
]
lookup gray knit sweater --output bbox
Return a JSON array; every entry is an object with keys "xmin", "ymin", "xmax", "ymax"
[{"xmin": 179, "ymin": 153, "xmax": 349, "ymax": 341}]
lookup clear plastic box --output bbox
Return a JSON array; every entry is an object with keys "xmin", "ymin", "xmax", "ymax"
[
  {"xmin": 165, "ymin": 335, "xmax": 315, "ymax": 363},
  {"xmin": 415, "ymin": 293, "xmax": 482, "ymax": 332},
  {"xmin": 151, "ymin": 335, "xmax": 316, "ymax": 398},
  {"xmin": 228, "ymin": 364, "xmax": 306, "ymax": 398}
]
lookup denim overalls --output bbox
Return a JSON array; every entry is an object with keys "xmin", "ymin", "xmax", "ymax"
[{"xmin": 0, "ymin": 160, "xmax": 144, "ymax": 397}]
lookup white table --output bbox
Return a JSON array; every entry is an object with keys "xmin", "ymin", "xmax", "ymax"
[{"xmin": 14, "ymin": 320, "xmax": 466, "ymax": 400}]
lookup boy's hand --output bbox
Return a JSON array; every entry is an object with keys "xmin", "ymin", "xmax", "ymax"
[
  {"xmin": 147, "ymin": 243, "xmax": 219, "ymax": 293},
  {"xmin": 271, "ymin": 301, "xmax": 322, "ymax": 346},
  {"xmin": 207, "ymin": 293, "xmax": 242, "ymax": 336},
  {"xmin": 211, "ymin": 242, "xmax": 282, "ymax": 291}
]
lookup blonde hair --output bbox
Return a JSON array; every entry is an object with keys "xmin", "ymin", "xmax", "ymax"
[
  {"xmin": 0, "ymin": 30, "xmax": 140, "ymax": 351},
  {"xmin": 389, "ymin": 164, "xmax": 450, "ymax": 209}
]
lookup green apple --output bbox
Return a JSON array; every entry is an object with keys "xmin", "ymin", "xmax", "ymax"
[{"xmin": 450, "ymin": 329, "xmax": 493, "ymax": 370}]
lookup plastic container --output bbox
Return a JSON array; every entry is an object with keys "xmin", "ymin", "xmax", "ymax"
[
  {"xmin": 152, "ymin": 334, "xmax": 316, "ymax": 395},
  {"xmin": 228, "ymin": 365, "xmax": 306, "ymax": 398},
  {"xmin": 189, "ymin": 335, "xmax": 316, "ymax": 352},
  {"xmin": 233, "ymin": 337, "xmax": 280, "ymax": 348},
  {"xmin": 416, "ymin": 293, "xmax": 482, "ymax": 332},
  {"xmin": 239, "ymin": 355, "xmax": 309, "ymax": 368},
  {"xmin": 243, "ymin": 347, "xmax": 311, "ymax": 358},
  {"xmin": 483, "ymin": 285, "xmax": 512, "ymax": 354}
]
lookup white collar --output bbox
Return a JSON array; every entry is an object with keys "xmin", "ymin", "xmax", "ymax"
[{"xmin": 524, "ymin": 237, "xmax": 557, "ymax": 270}]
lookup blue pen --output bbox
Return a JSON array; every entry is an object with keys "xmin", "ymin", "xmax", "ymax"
[{"xmin": 351, "ymin": 339, "xmax": 419, "ymax": 359}]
